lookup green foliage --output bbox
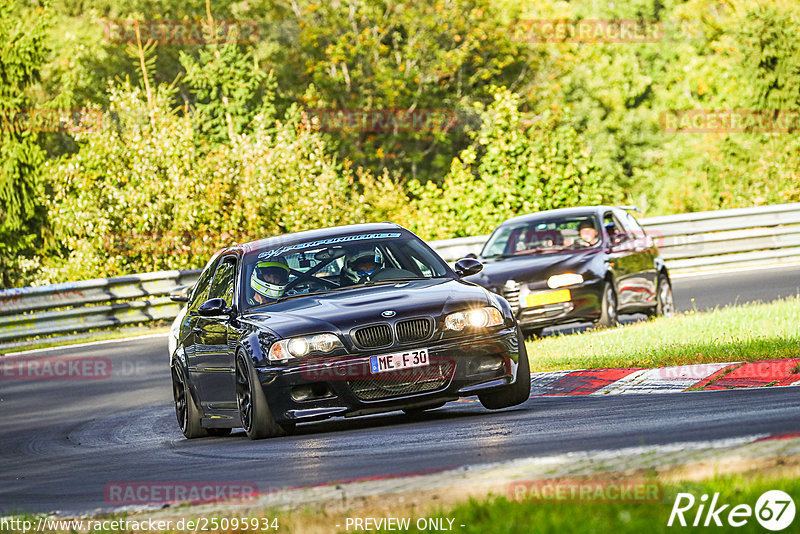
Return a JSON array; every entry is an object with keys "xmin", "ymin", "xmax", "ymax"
[
  {"xmin": 41, "ymin": 83, "xmax": 411, "ymax": 283},
  {"xmin": 277, "ymin": 0, "xmax": 536, "ymax": 182},
  {"xmin": 409, "ymin": 88, "xmax": 619, "ymax": 239},
  {"xmin": 700, "ymin": 3, "xmax": 800, "ymax": 209},
  {"xmin": 0, "ymin": 0, "xmax": 53, "ymax": 287},
  {"xmin": 662, "ymin": 1, "xmax": 800, "ymax": 212},
  {"xmin": 180, "ymin": 36, "xmax": 271, "ymax": 144},
  {"xmin": 3, "ymin": 0, "xmax": 800, "ymax": 287}
]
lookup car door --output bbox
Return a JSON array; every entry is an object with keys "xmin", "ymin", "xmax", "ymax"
[
  {"xmin": 603, "ymin": 210, "xmax": 638, "ymax": 308},
  {"xmin": 192, "ymin": 256, "xmax": 238, "ymax": 411},
  {"xmin": 183, "ymin": 255, "xmax": 220, "ymax": 374},
  {"xmin": 620, "ymin": 210, "xmax": 659, "ymax": 306}
]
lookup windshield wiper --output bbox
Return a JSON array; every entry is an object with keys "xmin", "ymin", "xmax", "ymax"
[
  {"xmin": 364, "ymin": 276, "xmax": 445, "ymax": 285},
  {"xmin": 247, "ymin": 286, "xmax": 352, "ymax": 310},
  {"xmin": 248, "ymin": 277, "xmax": 442, "ymax": 310},
  {"xmin": 275, "ymin": 284, "xmax": 361, "ymax": 303}
]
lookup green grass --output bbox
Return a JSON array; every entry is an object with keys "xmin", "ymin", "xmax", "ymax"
[
  {"xmin": 526, "ymin": 296, "xmax": 800, "ymax": 372},
  {"xmin": 389, "ymin": 474, "xmax": 800, "ymax": 534}
]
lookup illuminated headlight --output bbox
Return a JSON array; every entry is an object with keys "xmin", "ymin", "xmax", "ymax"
[
  {"xmin": 547, "ymin": 273, "xmax": 584, "ymax": 289},
  {"xmin": 268, "ymin": 333, "xmax": 343, "ymax": 362},
  {"xmin": 444, "ymin": 307, "xmax": 504, "ymax": 331}
]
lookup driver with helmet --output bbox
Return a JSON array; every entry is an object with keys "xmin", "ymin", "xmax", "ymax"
[
  {"xmin": 249, "ymin": 258, "xmax": 291, "ymax": 305},
  {"xmin": 340, "ymin": 247, "xmax": 383, "ymax": 286}
]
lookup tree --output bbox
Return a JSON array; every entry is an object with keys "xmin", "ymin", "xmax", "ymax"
[
  {"xmin": 409, "ymin": 88, "xmax": 620, "ymax": 239},
  {"xmin": 273, "ymin": 0, "xmax": 535, "ymax": 182},
  {"xmin": 0, "ymin": 0, "xmax": 53, "ymax": 287}
]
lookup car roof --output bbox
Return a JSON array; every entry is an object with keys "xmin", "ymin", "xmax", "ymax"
[
  {"xmin": 496, "ymin": 205, "xmax": 626, "ymax": 227},
  {"xmin": 221, "ymin": 222, "xmax": 406, "ymax": 256}
]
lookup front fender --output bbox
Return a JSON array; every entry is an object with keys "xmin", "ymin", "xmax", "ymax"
[{"xmin": 238, "ymin": 323, "xmax": 280, "ymax": 367}]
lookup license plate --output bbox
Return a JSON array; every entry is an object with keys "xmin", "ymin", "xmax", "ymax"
[
  {"xmin": 370, "ymin": 348, "xmax": 429, "ymax": 374},
  {"xmin": 526, "ymin": 289, "xmax": 571, "ymax": 308}
]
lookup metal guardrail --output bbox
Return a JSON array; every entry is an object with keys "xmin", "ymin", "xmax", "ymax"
[
  {"xmin": 0, "ymin": 270, "xmax": 201, "ymax": 349},
  {"xmin": 1, "ymin": 203, "xmax": 798, "ymax": 349},
  {"xmin": 639, "ymin": 203, "xmax": 800, "ymax": 271}
]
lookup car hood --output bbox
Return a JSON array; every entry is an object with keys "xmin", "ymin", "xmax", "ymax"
[
  {"xmin": 241, "ymin": 278, "xmax": 491, "ymax": 338},
  {"xmin": 467, "ymin": 249, "xmax": 600, "ymax": 290}
]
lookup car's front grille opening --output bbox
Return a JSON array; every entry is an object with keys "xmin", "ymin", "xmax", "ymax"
[
  {"xmin": 502, "ymin": 281, "xmax": 521, "ymax": 312},
  {"xmin": 520, "ymin": 302, "xmax": 573, "ymax": 321},
  {"xmin": 396, "ymin": 318, "xmax": 433, "ymax": 343},
  {"xmin": 348, "ymin": 360, "xmax": 455, "ymax": 401},
  {"xmin": 353, "ymin": 324, "xmax": 393, "ymax": 349},
  {"xmin": 290, "ymin": 382, "xmax": 334, "ymax": 402}
]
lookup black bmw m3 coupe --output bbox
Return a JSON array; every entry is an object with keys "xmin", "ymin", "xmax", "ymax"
[{"xmin": 170, "ymin": 223, "xmax": 530, "ymax": 439}]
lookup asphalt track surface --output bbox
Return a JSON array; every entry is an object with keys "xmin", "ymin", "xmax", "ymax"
[{"xmin": 1, "ymin": 264, "xmax": 799, "ymax": 515}]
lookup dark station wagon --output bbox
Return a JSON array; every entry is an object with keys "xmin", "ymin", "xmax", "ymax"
[{"xmin": 465, "ymin": 206, "xmax": 675, "ymax": 337}]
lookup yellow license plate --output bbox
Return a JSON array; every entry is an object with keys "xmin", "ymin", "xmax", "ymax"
[{"xmin": 526, "ymin": 289, "xmax": 571, "ymax": 308}]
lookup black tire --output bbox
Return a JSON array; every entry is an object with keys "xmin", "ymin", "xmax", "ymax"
[
  {"xmin": 402, "ymin": 402, "xmax": 446, "ymax": 416},
  {"xmin": 235, "ymin": 352, "xmax": 293, "ymax": 440},
  {"xmin": 523, "ymin": 327, "xmax": 545, "ymax": 339},
  {"xmin": 652, "ymin": 273, "xmax": 676, "ymax": 318},
  {"xmin": 595, "ymin": 281, "xmax": 618, "ymax": 329},
  {"xmin": 478, "ymin": 330, "xmax": 531, "ymax": 410},
  {"xmin": 172, "ymin": 365, "xmax": 208, "ymax": 439},
  {"xmin": 207, "ymin": 428, "xmax": 232, "ymax": 437}
]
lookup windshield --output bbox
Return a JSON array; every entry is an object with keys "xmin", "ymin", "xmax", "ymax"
[
  {"xmin": 242, "ymin": 231, "xmax": 450, "ymax": 309},
  {"xmin": 481, "ymin": 215, "xmax": 601, "ymax": 258}
]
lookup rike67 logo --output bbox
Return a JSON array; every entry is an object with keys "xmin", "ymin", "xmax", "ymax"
[{"xmin": 668, "ymin": 490, "xmax": 796, "ymax": 531}]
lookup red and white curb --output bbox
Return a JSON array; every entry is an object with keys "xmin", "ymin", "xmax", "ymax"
[{"xmin": 530, "ymin": 358, "xmax": 800, "ymax": 396}]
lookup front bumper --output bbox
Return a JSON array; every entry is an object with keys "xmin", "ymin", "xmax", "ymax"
[
  {"xmin": 255, "ymin": 326, "xmax": 521, "ymax": 423},
  {"xmin": 514, "ymin": 280, "xmax": 604, "ymax": 328}
]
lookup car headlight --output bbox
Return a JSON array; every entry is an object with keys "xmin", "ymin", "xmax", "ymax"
[
  {"xmin": 268, "ymin": 333, "xmax": 343, "ymax": 362},
  {"xmin": 547, "ymin": 273, "xmax": 584, "ymax": 289},
  {"xmin": 444, "ymin": 307, "xmax": 504, "ymax": 331}
]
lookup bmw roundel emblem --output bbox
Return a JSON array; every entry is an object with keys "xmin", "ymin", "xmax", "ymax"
[{"xmin": 381, "ymin": 310, "xmax": 396, "ymax": 318}]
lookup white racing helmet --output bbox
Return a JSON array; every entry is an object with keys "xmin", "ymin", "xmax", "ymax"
[
  {"xmin": 250, "ymin": 259, "xmax": 290, "ymax": 299},
  {"xmin": 342, "ymin": 247, "xmax": 383, "ymax": 285}
]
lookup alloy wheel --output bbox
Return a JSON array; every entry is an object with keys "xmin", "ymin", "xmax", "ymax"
[{"xmin": 235, "ymin": 358, "xmax": 253, "ymax": 433}]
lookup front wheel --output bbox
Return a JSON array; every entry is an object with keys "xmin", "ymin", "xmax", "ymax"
[
  {"xmin": 479, "ymin": 330, "xmax": 531, "ymax": 410},
  {"xmin": 595, "ymin": 281, "xmax": 618, "ymax": 329},
  {"xmin": 235, "ymin": 353, "xmax": 294, "ymax": 440},
  {"xmin": 172, "ymin": 365, "xmax": 208, "ymax": 439},
  {"xmin": 522, "ymin": 327, "xmax": 545, "ymax": 339},
  {"xmin": 650, "ymin": 273, "xmax": 676, "ymax": 318}
]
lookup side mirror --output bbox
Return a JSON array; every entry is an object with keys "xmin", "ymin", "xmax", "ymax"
[
  {"xmin": 198, "ymin": 298, "xmax": 228, "ymax": 316},
  {"xmin": 169, "ymin": 284, "xmax": 192, "ymax": 303},
  {"xmin": 611, "ymin": 233, "xmax": 629, "ymax": 246},
  {"xmin": 464, "ymin": 252, "xmax": 478, "ymax": 260},
  {"xmin": 454, "ymin": 257, "xmax": 483, "ymax": 277}
]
